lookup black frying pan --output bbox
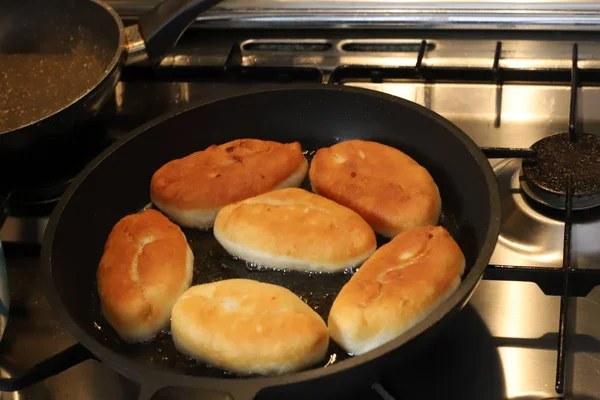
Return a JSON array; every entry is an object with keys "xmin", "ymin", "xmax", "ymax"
[
  {"xmin": 0, "ymin": 86, "xmax": 501, "ymax": 399},
  {"xmin": 0, "ymin": 0, "xmax": 221, "ymax": 171}
]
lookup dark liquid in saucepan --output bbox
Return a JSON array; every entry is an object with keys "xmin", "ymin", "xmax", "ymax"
[
  {"xmin": 0, "ymin": 26, "xmax": 108, "ymax": 132},
  {"xmin": 88, "ymin": 147, "xmax": 462, "ymax": 378}
]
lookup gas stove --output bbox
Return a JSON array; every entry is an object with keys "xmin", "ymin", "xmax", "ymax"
[{"xmin": 4, "ymin": 23, "xmax": 600, "ymax": 400}]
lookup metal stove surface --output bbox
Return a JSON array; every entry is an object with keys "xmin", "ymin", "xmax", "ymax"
[
  {"xmin": 3, "ymin": 56, "xmax": 600, "ymax": 399},
  {"xmin": 108, "ymin": 0, "xmax": 600, "ymax": 31}
]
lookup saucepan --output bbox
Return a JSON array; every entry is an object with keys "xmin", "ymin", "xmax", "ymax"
[{"xmin": 0, "ymin": 0, "xmax": 222, "ymax": 175}]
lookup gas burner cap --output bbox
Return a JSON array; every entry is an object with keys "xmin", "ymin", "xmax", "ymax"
[{"xmin": 521, "ymin": 132, "xmax": 600, "ymax": 210}]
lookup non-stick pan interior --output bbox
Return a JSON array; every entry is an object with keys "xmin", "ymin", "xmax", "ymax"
[
  {"xmin": 48, "ymin": 87, "xmax": 493, "ymax": 379},
  {"xmin": 87, "ymin": 149, "xmax": 463, "ymax": 378},
  {"xmin": 0, "ymin": 0, "xmax": 120, "ymax": 133}
]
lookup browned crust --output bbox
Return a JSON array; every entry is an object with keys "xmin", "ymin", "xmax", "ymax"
[
  {"xmin": 150, "ymin": 139, "xmax": 307, "ymax": 211},
  {"xmin": 97, "ymin": 209, "xmax": 192, "ymax": 342},
  {"xmin": 309, "ymin": 140, "xmax": 441, "ymax": 237},
  {"xmin": 328, "ymin": 225, "xmax": 465, "ymax": 354}
]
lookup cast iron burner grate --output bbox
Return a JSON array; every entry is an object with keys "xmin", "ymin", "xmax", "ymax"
[
  {"xmin": 329, "ymin": 40, "xmax": 600, "ymax": 397},
  {"xmin": 521, "ymin": 132, "xmax": 600, "ymax": 210},
  {"xmin": 481, "ymin": 42, "xmax": 600, "ymax": 397}
]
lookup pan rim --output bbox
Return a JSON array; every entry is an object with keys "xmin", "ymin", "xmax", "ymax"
[
  {"xmin": 41, "ymin": 84, "xmax": 501, "ymax": 394},
  {"xmin": 0, "ymin": 0, "xmax": 125, "ymax": 137}
]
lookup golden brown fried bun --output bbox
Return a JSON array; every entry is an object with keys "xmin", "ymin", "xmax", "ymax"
[
  {"xmin": 97, "ymin": 209, "xmax": 193, "ymax": 343},
  {"xmin": 328, "ymin": 225, "xmax": 465, "ymax": 355},
  {"xmin": 213, "ymin": 188, "xmax": 377, "ymax": 272},
  {"xmin": 150, "ymin": 139, "xmax": 308, "ymax": 229},
  {"xmin": 171, "ymin": 279, "xmax": 329, "ymax": 375},
  {"xmin": 309, "ymin": 140, "xmax": 441, "ymax": 238}
]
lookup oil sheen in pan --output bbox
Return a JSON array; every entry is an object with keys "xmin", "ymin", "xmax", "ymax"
[{"xmin": 89, "ymin": 143, "xmax": 463, "ymax": 378}]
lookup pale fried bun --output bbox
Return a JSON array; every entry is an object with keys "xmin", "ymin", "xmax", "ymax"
[
  {"xmin": 213, "ymin": 188, "xmax": 377, "ymax": 272},
  {"xmin": 328, "ymin": 225, "xmax": 465, "ymax": 355},
  {"xmin": 171, "ymin": 279, "xmax": 329, "ymax": 375},
  {"xmin": 150, "ymin": 139, "xmax": 308, "ymax": 229},
  {"xmin": 309, "ymin": 140, "xmax": 441, "ymax": 238},
  {"xmin": 97, "ymin": 209, "xmax": 193, "ymax": 343}
]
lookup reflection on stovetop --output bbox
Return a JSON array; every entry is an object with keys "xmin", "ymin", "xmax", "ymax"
[{"xmin": 492, "ymin": 158, "xmax": 600, "ymax": 270}]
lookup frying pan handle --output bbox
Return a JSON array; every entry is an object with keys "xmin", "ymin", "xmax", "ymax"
[
  {"xmin": 136, "ymin": 0, "xmax": 224, "ymax": 65},
  {"xmin": 138, "ymin": 382, "xmax": 261, "ymax": 400},
  {"xmin": 0, "ymin": 343, "xmax": 94, "ymax": 391}
]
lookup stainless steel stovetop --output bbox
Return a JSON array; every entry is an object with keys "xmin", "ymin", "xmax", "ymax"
[
  {"xmin": 108, "ymin": 0, "xmax": 600, "ymax": 31},
  {"xmin": 3, "ymin": 27, "xmax": 600, "ymax": 399}
]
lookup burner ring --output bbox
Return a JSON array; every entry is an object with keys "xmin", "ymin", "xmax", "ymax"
[{"xmin": 521, "ymin": 132, "xmax": 600, "ymax": 210}]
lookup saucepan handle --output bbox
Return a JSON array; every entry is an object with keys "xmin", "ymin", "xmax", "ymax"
[
  {"xmin": 138, "ymin": 382, "xmax": 261, "ymax": 400},
  {"xmin": 0, "ymin": 343, "xmax": 94, "ymax": 391},
  {"xmin": 135, "ymin": 0, "xmax": 224, "ymax": 65}
]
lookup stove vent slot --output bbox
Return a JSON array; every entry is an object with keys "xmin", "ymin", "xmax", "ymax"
[
  {"xmin": 341, "ymin": 41, "xmax": 435, "ymax": 53},
  {"xmin": 241, "ymin": 41, "xmax": 331, "ymax": 52}
]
